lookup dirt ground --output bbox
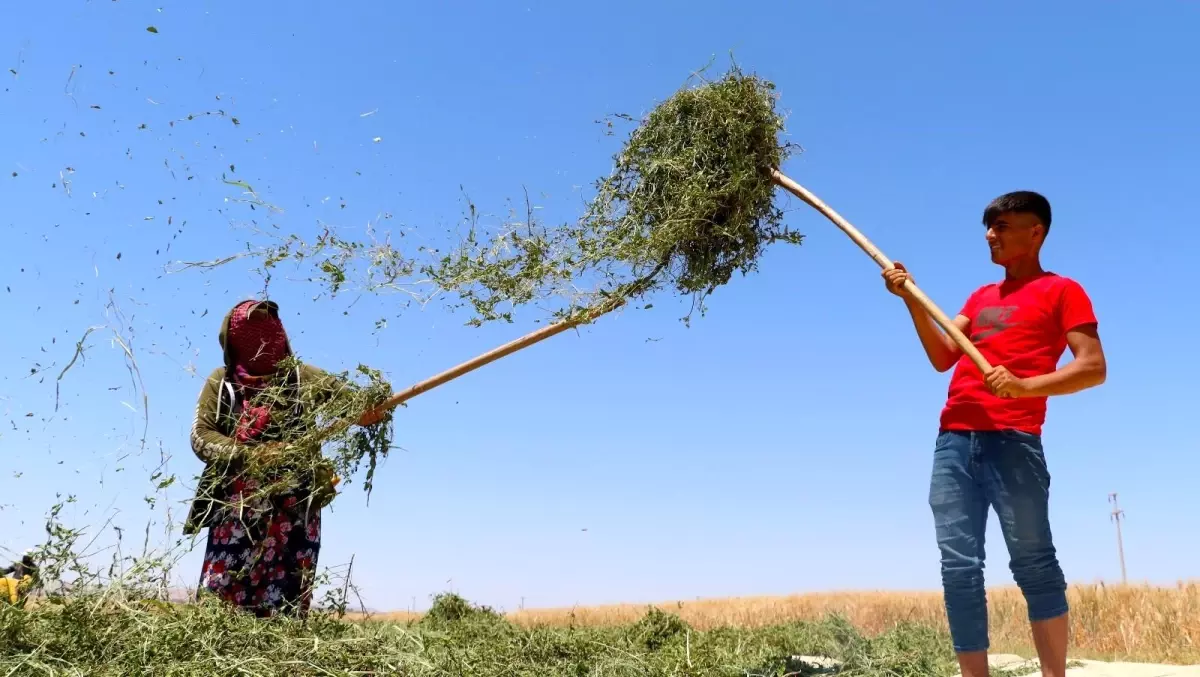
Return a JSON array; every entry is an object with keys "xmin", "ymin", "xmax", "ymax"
[
  {"xmin": 959, "ymin": 654, "xmax": 1200, "ymax": 677},
  {"xmin": 789, "ymin": 654, "xmax": 1200, "ymax": 676}
]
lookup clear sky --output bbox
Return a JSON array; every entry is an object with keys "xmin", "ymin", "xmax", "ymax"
[{"xmin": 1, "ymin": 1, "xmax": 1197, "ymax": 613}]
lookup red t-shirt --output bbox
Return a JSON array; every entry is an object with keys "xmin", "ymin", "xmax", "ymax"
[{"xmin": 939, "ymin": 272, "xmax": 1097, "ymax": 435}]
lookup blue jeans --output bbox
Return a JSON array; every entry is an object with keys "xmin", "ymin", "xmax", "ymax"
[{"xmin": 928, "ymin": 430, "xmax": 1069, "ymax": 653}]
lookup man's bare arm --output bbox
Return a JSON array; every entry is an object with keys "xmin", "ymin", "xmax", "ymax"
[
  {"xmin": 1019, "ymin": 324, "xmax": 1106, "ymax": 397},
  {"xmin": 904, "ymin": 301, "xmax": 969, "ymax": 373},
  {"xmin": 883, "ymin": 262, "xmax": 969, "ymax": 373}
]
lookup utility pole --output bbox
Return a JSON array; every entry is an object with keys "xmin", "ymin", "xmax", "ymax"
[{"xmin": 1109, "ymin": 492, "xmax": 1127, "ymax": 584}]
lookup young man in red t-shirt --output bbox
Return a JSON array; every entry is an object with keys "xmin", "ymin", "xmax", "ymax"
[{"xmin": 883, "ymin": 191, "xmax": 1106, "ymax": 677}]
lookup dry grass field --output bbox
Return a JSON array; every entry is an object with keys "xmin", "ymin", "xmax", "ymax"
[{"xmin": 375, "ymin": 582, "xmax": 1200, "ymax": 664}]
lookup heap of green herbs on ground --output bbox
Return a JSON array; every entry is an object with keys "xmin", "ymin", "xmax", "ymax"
[
  {"xmin": 2, "ymin": 509, "xmax": 963, "ymax": 676},
  {"xmin": 1, "ymin": 589, "xmax": 963, "ymax": 676}
]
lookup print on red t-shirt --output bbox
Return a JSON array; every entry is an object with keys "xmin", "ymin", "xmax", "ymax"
[{"xmin": 939, "ymin": 272, "xmax": 1097, "ymax": 435}]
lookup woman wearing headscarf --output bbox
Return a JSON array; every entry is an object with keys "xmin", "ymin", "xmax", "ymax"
[{"xmin": 183, "ymin": 299, "xmax": 387, "ymax": 617}]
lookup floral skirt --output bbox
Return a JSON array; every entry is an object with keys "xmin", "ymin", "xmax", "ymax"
[{"xmin": 198, "ymin": 479, "xmax": 321, "ymax": 617}]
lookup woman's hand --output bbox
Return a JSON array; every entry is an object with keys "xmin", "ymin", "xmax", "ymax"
[
  {"xmin": 357, "ymin": 405, "xmax": 388, "ymax": 427},
  {"xmin": 254, "ymin": 441, "xmax": 289, "ymax": 467},
  {"xmin": 313, "ymin": 460, "xmax": 340, "ymax": 509}
]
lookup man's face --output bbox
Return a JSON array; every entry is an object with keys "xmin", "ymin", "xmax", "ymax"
[{"xmin": 985, "ymin": 211, "xmax": 1044, "ymax": 264}]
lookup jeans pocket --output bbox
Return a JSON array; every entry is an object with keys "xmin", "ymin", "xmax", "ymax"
[{"xmin": 996, "ymin": 432, "xmax": 1051, "ymax": 486}]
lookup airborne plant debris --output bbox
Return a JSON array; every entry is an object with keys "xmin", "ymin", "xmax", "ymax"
[
  {"xmin": 423, "ymin": 66, "xmax": 803, "ymax": 327},
  {"xmin": 238, "ymin": 66, "xmax": 803, "ymax": 329}
]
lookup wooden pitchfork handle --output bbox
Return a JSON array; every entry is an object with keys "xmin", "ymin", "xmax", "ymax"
[
  {"xmin": 319, "ymin": 296, "xmax": 628, "ymax": 438},
  {"xmin": 384, "ymin": 297, "xmax": 624, "ymax": 410},
  {"xmin": 316, "ymin": 299, "xmax": 625, "ymax": 487},
  {"xmin": 770, "ymin": 169, "xmax": 993, "ymax": 374}
]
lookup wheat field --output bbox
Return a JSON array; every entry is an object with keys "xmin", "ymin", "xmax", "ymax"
[{"xmin": 377, "ymin": 582, "xmax": 1200, "ymax": 664}]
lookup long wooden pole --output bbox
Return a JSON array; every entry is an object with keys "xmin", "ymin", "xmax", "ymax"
[
  {"xmin": 347, "ymin": 171, "xmax": 991, "ymax": 426},
  {"xmin": 378, "ymin": 298, "xmax": 624, "ymax": 411},
  {"xmin": 770, "ymin": 169, "xmax": 992, "ymax": 374},
  {"xmin": 315, "ymin": 297, "xmax": 628, "ymax": 442}
]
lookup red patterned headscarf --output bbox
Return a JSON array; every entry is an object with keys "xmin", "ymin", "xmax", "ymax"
[
  {"xmin": 226, "ymin": 300, "xmax": 291, "ymax": 443},
  {"xmin": 227, "ymin": 300, "xmax": 290, "ymax": 377}
]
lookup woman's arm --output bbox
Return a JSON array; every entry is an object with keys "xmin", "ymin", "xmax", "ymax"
[
  {"xmin": 189, "ymin": 369, "xmax": 242, "ymax": 463},
  {"xmin": 298, "ymin": 364, "xmax": 343, "ymax": 403},
  {"xmin": 299, "ymin": 363, "xmax": 391, "ymax": 426}
]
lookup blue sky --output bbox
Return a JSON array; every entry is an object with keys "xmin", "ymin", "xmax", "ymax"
[{"xmin": 1, "ymin": 1, "xmax": 1197, "ymax": 613}]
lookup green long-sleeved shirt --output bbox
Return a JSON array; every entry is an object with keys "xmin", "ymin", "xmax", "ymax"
[{"xmin": 183, "ymin": 363, "xmax": 345, "ymax": 535}]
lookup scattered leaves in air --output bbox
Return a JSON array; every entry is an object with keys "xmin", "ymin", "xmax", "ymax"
[
  {"xmin": 183, "ymin": 66, "xmax": 799, "ymax": 336},
  {"xmin": 421, "ymin": 67, "xmax": 801, "ymax": 327}
]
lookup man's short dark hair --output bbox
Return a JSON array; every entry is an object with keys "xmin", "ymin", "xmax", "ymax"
[{"xmin": 982, "ymin": 190, "xmax": 1052, "ymax": 235}]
